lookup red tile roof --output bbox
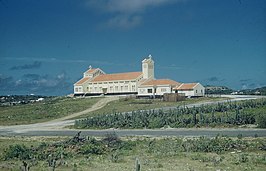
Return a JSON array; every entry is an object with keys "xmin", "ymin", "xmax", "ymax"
[
  {"xmin": 91, "ymin": 72, "xmax": 142, "ymax": 82},
  {"xmin": 75, "ymin": 77, "xmax": 90, "ymax": 85},
  {"xmin": 140, "ymin": 79, "xmax": 181, "ymax": 86},
  {"xmin": 174, "ymin": 83, "xmax": 198, "ymax": 90},
  {"xmin": 84, "ymin": 68, "xmax": 98, "ymax": 74}
]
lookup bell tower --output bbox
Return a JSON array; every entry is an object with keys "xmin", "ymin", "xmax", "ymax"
[{"xmin": 142, "ymin": 54, "xmax": 154, "ymax": 79}]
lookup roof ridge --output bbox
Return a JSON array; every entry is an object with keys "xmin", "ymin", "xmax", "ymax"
[
  {"xmin": 103, "ymin": 71, "xmax": 142, "ymax": 75},
  {"xmin": 91, "ymin": 71, "xmax": 143, "ymax": 82}
]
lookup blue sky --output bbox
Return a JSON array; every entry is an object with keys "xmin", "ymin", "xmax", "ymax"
[{"xmin": 0, "ymin": 0, "xmax": 265, "ymax": 95}]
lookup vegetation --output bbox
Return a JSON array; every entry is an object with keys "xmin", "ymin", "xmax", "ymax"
[
  {"xmin": 205, "ymin": 85, "xmax": 233, "ymax": 95},
  {"xmin": 0, "ymin": 95, "xmax": 49, "ymax": 106},
  {"xmin": 74, "ymin": 96, "xmax": 228, "ymax": 119},
  {"xmin": 0, "ymin": 96, "xmax": 227, "ymax": 126},
  {"xmin": 75, "ymin": 99, "xmax": 266, "ymax": 129},
  {"xmin": 0, "ymin": 97, "xmax": 102, "ymax": 125},
  {"xmin": 205, "ymin": 85, "xmax": 266, "ymax": 95},
  {"xmin": 0, "ymin": 134, "xmax": 266, "ymax": 171},
  {"xmin": 241, "ymin": 86, "xmax": 266, "ymax": 95}
]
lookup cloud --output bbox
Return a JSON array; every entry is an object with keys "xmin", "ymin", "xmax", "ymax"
[
  {"xmin": 10, "ymin": 61, "xmax": 42, "ymax": 70},
  {"xmin": 0, "ymin": 72, "xmax": 72, "ymax": 95},
  {"xmin": 158, "ymin": 64, "xmax": 183, "ymax": 70},
  {"xmin": 106, "ymin": 15, "xmax": 142, "ymax": 29},
  {"xmin": 86, "ymin": 0, "xmax": 183, "ymax": 29},
  {"xmin": 87, "ymin": 0, "xmax": 174, "ymax": 14},
  {"xmin": 207, "ymin": 77, "xmax": 219, "ymax": 82},
  {"xmin": 2, "ymin": 57, "xmax": 130, "ymax": 67},
  {"xmin": 240, "ymin": 79, "xmax": 252, "ymax": 82},
  {"xmin": 239, "ymin": 79, "xmax": 257, "ymax": 89},
  {"xmin": 20, "ymin": 73, "xmax": 71, "ymax": 90},
  {"xmin": 0, "ymin": 74, "xmax": 14, "ymax": 90},
  {"xmin": 240, "ymin": 82, "xmax": 257, "ymax": 90},
  {"xmin": 205, "ymin": 76, "xmax": 226, "ymax": 83}
]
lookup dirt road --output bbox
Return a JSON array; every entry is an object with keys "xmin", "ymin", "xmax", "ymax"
[
  {"xmin": 0, "ymin": 96, "xmax": 119, "ymax": 133},
  {"xmin": 52, "ymin": 96, "xmax": 119, "ymax": 122},
  {"xmin": 2, "ymin": 128, "xmax": 265, "ymax": 138},
  {"xmin": 0, "ymin": 95, "xmax": 265, "ymax": 137}
]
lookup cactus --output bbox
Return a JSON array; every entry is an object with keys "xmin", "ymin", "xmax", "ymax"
[{"xmin": 135, "ymin": 158, "xmax": 141, "ymax": 171}]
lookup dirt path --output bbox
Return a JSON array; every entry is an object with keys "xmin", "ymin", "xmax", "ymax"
[
  {"xmin": 52, "ymin": 96, "xmax": 119, "ymax": 122},
  {"xmin": 0, "ymin": 95, "xmax": 265, "ymax": 136},
  {"xmin": 0, "ymin": 96, "xmax": 119, "ymax": 133}
]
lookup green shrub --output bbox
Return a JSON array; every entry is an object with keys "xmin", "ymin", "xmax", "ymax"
[
  {"xmin": 102, "ymin": 132, "xmax": 122, "ymax": 148},
  {"xmin": 4, "ymin": 144, "xmax": 32, "ymax": 160},
  {"xmin": 75, "ymin": 99, "xmax": 266, "ymax": 129},
  {"xmin": 80, "ymin": 143, "xmax": 105, "ymax": 155},
  {"xmin": 256, "ymin": 113, "xmax": 266, "ymax": 128}
]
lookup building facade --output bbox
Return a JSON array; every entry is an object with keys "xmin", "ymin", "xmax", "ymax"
[
  {"xmin": 74, "ymin": 55, "xmax": 205, "ymax": 97},
  {"xmin": 174, "ymin": 83, "xmax": 205, "ymax": 97},
  {"xmin": 138, "ymin": 79, "xmax": 181, "ymax": 97},
  {"xmin": 74, "ymin": 55, "xmax": 154, "ymax": 95}
]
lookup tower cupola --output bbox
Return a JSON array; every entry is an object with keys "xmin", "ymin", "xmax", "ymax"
[{"xmin": 142, "ymin": 54, "xmax": 154, "ymax": 79}]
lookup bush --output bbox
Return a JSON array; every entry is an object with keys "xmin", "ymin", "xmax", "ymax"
[
  {"xmin": 80, "ymin": 143, "xmax": 105, "ymax": 155},
  {"xmin": 256, "ymin": 113, "xmax": 266, "ymax": 128},
  {"xmin": 102, "ymin": 132, "xmax": 121, "ymax": 148},
  {"xmin": 4, "ymin": 144, "xmax": 32, "ymax": 160}
]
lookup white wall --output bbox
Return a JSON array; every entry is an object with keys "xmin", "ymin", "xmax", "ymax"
[
  {"xmin": 138, "ymin": 85, "xmax": 172, "ymax": 96},
  {"xmin": 177, "ymin": 90, "xmax": 193, "ymax": 97},
  {"xmin": 177, "ymin": 83, "xmax": 205, "ymax": 97},
  {"xmin": 142, "ymin": 58, "xmax": 154, "ymax": 80},
  {"xmin": 82, "ymin": 79, "xmax": 141, "ymax": 94},
  {"xmin": 74, "ymin": 86, "xmax": 84, "ymax": 94},
  {"xmin": 194, "ymin": 83, "xmax": 205, "ymax": 96}
]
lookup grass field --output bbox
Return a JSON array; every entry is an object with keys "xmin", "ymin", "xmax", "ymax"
[
  {"xmin": 75, "ymin": 98, "xmax": 266, "ymax": 129},
  {"xmin": 74, "ymin": 96, "xmax": 228, "ymax": 119},
  {"xmin": 0, "ymin": 135, "xmax": 265, "ymax": 171},
  {"xmin": 0, "ymin": 97, "xmax": 102, "ymax": 125},
  {"xmin": 0, "ymin": 96, "xmax": 226, "ymax": 126}
]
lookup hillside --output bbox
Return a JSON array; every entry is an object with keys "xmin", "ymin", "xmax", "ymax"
[
  {"xmin": 205, "ymin": 85, "xmax": 233, "ymax": 94},
  {"xmin": 241, "ymin": 86, "xmax": 266, "ymax": 95}
]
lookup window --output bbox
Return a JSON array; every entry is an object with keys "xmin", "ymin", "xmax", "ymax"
[
  {"xmin": 125, "ymin": 85, "xmax": 128, "ymax": 91},
  {"xmin": 161, "ymin": 88, "xmax": 167, "ymax": 92},
  {"xmin": 75, "ymin": 88, "xmax": 78, "ymax": 92},
  {"xmin": 121, "ymin": 86, "xmax": 123, "ymax": 91},
  {"xmin": 115, "ymin": 86, "xmax": 118, "ymax": 91},
  {"xmin": 148, "ymin": 89, "xmax": 152, "ymax": 93},
  {"xmin": 201, "ymin": 90, "xmax": 203, "ymax": 93},
  {"xmin": 140, "ymin": 89, "xmax": 145, "ymax": 93},
  {"xmin": 196, "ymin": 90, "xmax": 198, "ymax": 93},
  {"xmin": 110, "ymin": 86, "xmax": 113, "ymax": 91},
  {"xmin": 132, "ymin": 85, "xmax": 136, "ymax": 91}
]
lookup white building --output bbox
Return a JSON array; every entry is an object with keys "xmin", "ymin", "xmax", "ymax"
[
  {"xmin": 74, "ymin": 55, "xmax": 205, "ymax": 97},
  {"xmin": 138, "ymin": 79, "xmax": 181, "ymax": 97},
  {"xmin": 74, "ymin": 55, "xmax": 154, "ymax": 95},
  {"xmin": 174, "ymin": 83, "xmax": 205, "ymax": 97}
]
